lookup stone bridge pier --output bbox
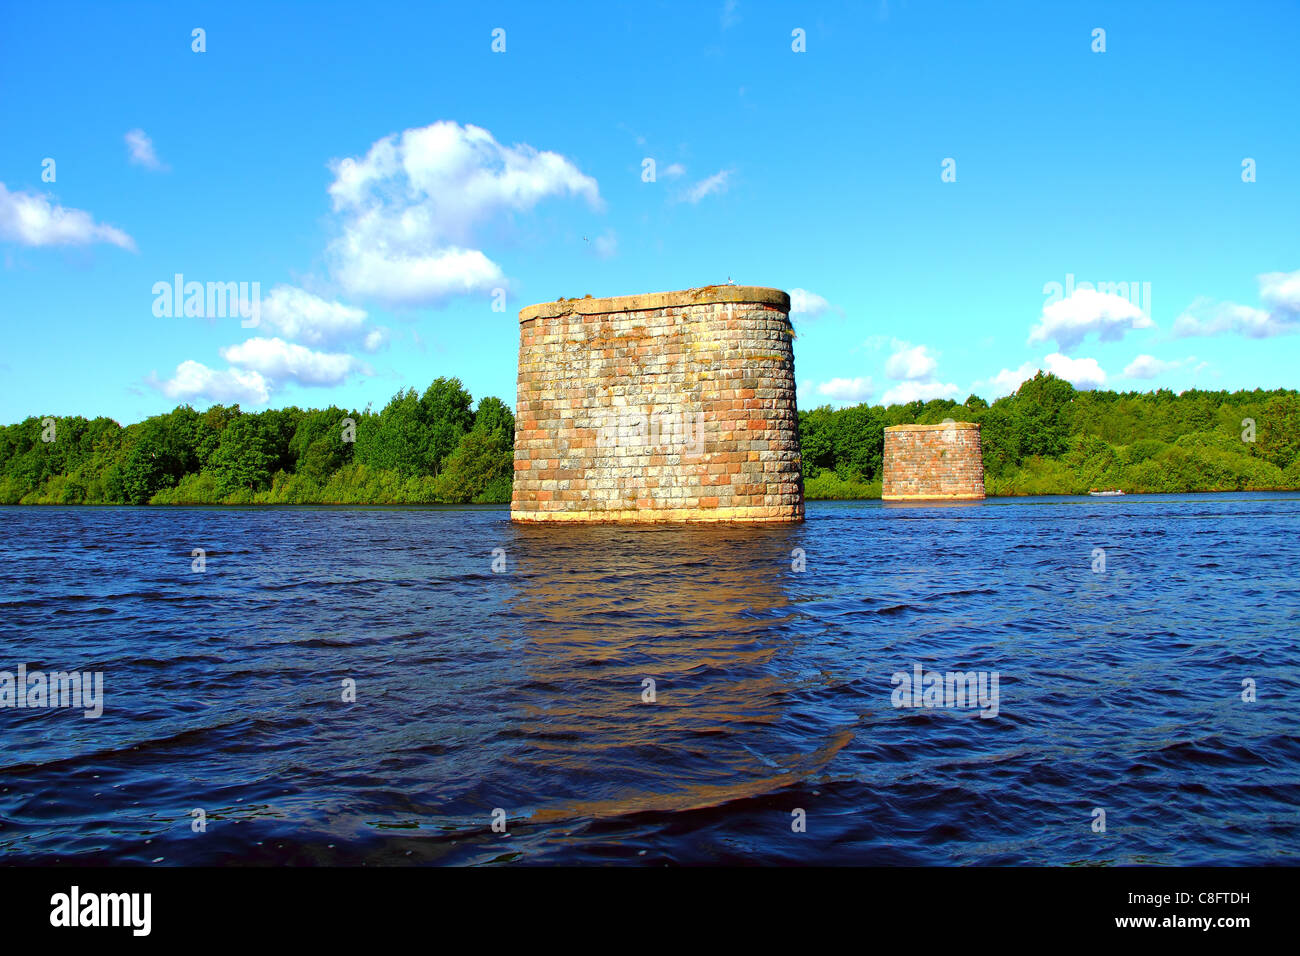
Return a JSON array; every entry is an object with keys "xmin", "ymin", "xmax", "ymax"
[{"xmin": 511, "ymin": 286, "xmax": 804, "ymax": 523}]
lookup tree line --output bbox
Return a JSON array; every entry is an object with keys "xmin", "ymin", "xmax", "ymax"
[
  {"xmin": 2, "ymin": 372, "xmax": 1298, "ymax": 504},
  {"xmin": 799, "ymin": 372, "xmax": 1300, "ymax": 498},
  {"xmin": 0, "ymin": 378, "xmax": 514, "ymax": 505}
]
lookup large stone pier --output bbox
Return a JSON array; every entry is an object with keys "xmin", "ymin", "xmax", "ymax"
[{"xmin": 511, "ymin": 286, "xmax": 804, "ymax": 522}]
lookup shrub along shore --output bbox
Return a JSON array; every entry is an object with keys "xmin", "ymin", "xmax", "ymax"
[{"xmin": 1, "ymin": 373, "xmax": 1297, "ymax": 505}]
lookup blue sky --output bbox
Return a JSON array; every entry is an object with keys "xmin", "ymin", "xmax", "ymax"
[{"xmin": 1, "ymin": 0, "xmax": 1297, "ymax": 424}]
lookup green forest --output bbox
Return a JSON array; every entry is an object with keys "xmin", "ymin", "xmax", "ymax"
[
  {"xmin": 0, "ymin": 378, "xmax": 515, "ymax": 505},
  {"xmin": 800, "ymin": 373, "xmax": 1300, "ymax": 498},
  {"xmin": 1, "ymin": 372, "xmax": 1298, "ymax": 505}
]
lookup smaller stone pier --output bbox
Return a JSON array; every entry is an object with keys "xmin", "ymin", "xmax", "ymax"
[{"xmin": 882, "ymin": 422, "xmax": 985, "ymax": 501}]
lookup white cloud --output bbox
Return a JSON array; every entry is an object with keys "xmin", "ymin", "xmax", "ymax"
[
  {"xmin": 1123, "ymin": 354, "xmax": 1195, "ymax": 379},
  {"xmin": 880, "ymin": 380, "xmax": 961, "ymax": 405},
  {"xmin": 325, "ymin": 121, "xmax": 601, "ymax": 306},
  {"xmin": 982, "ymin": 353, "xmax": 1108, "ymax": 395},
  {"xmin": 982, "ymin": 361, "xmax": 1039, "ymax": 397},
  {"xmin": 333, "ymin": 240, "xmax": 505, "ymax": 305},
  {"xmin": 1259, "ymin": 269, "xmax": 1300, "ymax": 312},
  {"xmin": 681, "ymin": 169, "xmax": 731, "ymax": 204},
  {"xmin": 1028, "ymin": 288, "xmax": 1154, "ymax": 351},
  {"xmin": 884, "ymin": 342, "xmax": 939, "ymax": 381},
  {"xmin": 1172, "ymin": 299, "xmax": 1275, "ymax": 338},
  {"xmin": 662, "ymin": 162, "xmax": 686, "ymax": 179},
  {"xmin": 219, "ymin": 337, "xmax": 365, "ymax": 387},
  {"xmin": 812, "ymin": 377, "xmax": 874, "ymax": 403},
  {"xmin": 0, "ymin": 182, "xmax": 135, "ymax": 250},
  {"xmin": 789, "ymin": 288, "xmax": 839, "ymax": 319},
  {"xmin": 1173, "ymin": 269, "xmax": 1300, "ymax": 338},
  {"xmin": 856, "ymin": 340, "xmax": 957, "ymax": 404},
  {"xmin": 805, "ymin": 342, "xmax": 958, "ymax": 407},
  {"xmin": 721, "ymin": 0, "xmax": 741, "ymax": 29},
  {"xmin": 1044, "ymin": 352, "xmax": 1107, "ymax": 388},
  {"xmin": 147, "ymin": 360, "xmax": 270, "ymax": 405},
  {"xmin": 125, "ymin": 129, "xmax": 166, "ymax": 171},
  {"xmin": 259, "ymin": 284, "xmax": 385, "ymax": 350}
]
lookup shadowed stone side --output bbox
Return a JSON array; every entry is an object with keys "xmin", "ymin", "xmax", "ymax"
[
  {"xmin": 882, "ymin": 422, "xmax": 985, "ymax": 500},
  {"xmin": 512, "ymin": 286, "xmax": 804, "ymax": 523}
]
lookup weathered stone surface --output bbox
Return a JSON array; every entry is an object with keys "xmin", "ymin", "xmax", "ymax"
[
  {"xmin": 882, "ymin": 422, "xmax": 985, "ymax": 500},
  {"xmin": 511, "ymin": 286, "xmax": 804, "ymax": 523}
]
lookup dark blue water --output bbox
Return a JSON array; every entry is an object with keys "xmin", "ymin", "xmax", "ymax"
[{"xmin": 1, "ymin": 494, "xmax": 1297, "ymax": 865}]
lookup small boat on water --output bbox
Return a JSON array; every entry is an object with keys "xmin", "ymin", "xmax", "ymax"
[{"xmin": 1089, "ymin": 489, "xmax": 1125, "ymax": 497}]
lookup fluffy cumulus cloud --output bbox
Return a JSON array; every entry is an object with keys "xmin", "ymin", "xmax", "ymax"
[
  {"xmin": 332, "ymin": 240, "xmax": 504, "ymax": 305},
  {"xmin": 147, "ymin": 360, "xmax": 270, "ymax": 406},
  {"xmin": 880, "ymin": 381, "xmax": 961, "ymax": 405},
  {"xmin": 984, "ymin": 353, "xmax": 1108, "ymax": 395},
  {"xmin": 809, "ymin": 377, "xmax": 874, "ymax": 404},
  {"xmin": 326, "ymin": 121, "xmax": 602, "ymax": 307},
  {"xmin": 789, "ymin": 288, "xmax": 839, "ymax": 319},
  {"xmin": 259, "ymin": 284, "xmax": 385, "ymax": 351},
  {"xmin": 151, "ymin": 288, "xmax": 377, "ymax": 402},
  {"xmin": 0, "ymin": 182, "xmax": 135, "ymax": 250},
  {"xmin": 884, "ymin": 342, "xmax": 939, "ymax": 381},
  {"xmin": 1173, "ymin": 269, "xmax": 1300, "ymax": 338},
  {"xmin": 1123, "ymin": 354, "xmax": 1198, "ymax": 379},
  {"xmin": 1028, "ymin": 289, "xmax": 1154, "ymax": 352},
  {"xmin": 124, "ymin": 129, "xmax": 166, "ymax": 171},
  {"xmin": 1173, "ymin": 300, "xmax": 1272, "ymax": 337},
  {"xmin": 1260, "ymin": 269, "xmax": 1300, "ymax": 312},
  {"xmin": 219, "ymin": 337, "xmax": 364, "ymax": 387},
  {"xmin": 876, "ymin": 340, "xmax": 956, "ymax": 404},
  {"xmin": 982, "ymin": 363, "xmax": 1038, "ymax": 396},
  {"xmin": 1044, "ymin": 352, "xmax": 1107, "ymax": 388}
]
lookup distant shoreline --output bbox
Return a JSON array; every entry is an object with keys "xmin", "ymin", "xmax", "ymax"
[
  {"xmin": 5, "ymin": 377, "xmax": 1297, "ymax": 507},
  {"xmin": 4, "ymin": 488, "xmax": 1300, "ymax": 508}
]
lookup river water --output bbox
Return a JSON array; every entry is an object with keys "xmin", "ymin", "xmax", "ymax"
[{"xmin": 1, "ymin": 494, "xmax": 1297, "ymax": 864}]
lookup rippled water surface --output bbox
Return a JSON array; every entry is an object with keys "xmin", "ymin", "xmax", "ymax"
[{"xmin": 1, "ymin": 494, "xmax": 1297, "ymax": 865}]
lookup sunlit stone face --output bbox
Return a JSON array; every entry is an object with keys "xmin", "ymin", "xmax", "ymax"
[{"xmin": 512, "ymin": 287, "xmax": 803, "ymax": 523}]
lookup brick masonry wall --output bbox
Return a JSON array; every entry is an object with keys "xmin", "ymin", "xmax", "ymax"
[
  {"xmin": 881, "ymin": 422, "xmax": 985, "ymax": 500},
  {"xmin": 511, "ymin": 286, "xmax": 804, "ymax": 522}
]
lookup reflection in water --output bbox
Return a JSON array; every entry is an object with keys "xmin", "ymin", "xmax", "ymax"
[
  {"xmin": 881, "ymin": 499, "xmax": 985, "ymax": 510},
  {"xmin": 502, "ymin": 523, "xmax": 854, "ymax": 823}
]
